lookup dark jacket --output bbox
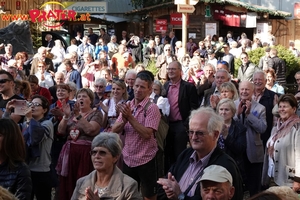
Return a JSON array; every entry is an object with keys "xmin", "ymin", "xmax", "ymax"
[
  {"xmin": 164, "ymin": 79, "xmax": 199, "ymax": 126},
  {"xmin": 268, "ymin": 56, "xmax": 286, "ymax": 85},
  {"xmin": 258, "ymin": 88, "xmax": 277, "ymax": 147},
  {"xmin": 223, "ymin": 119, "xmax": 247, "ymax": 181},
  {"xmin": 157, "ymin": 147, "xmax": 243, "ymax": 200},
  {"xmin": 0, "ymin": 161, "xmax": 32, "ymax": 200}
]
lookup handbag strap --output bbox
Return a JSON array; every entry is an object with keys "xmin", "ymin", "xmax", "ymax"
[{"xmin": 183, "ymin": 170, "xmax": 204, "ymax": 196}]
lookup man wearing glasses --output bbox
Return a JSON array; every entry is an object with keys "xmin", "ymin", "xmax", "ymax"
[
  {"xmin": 156, "ymin": 44, "xmax": 177, "ymax": 83},
  {"xmin": 163, "ymin": 61, "xmax": 198, "ymax": 172},
  {"xmin": 157, "ymin": 107, "xmax": 243, "ymax": 200},
  {"xmin": 0, "ymin": 70, "xmax": 24, "ymax": 123},
  {"xmin": 237, "ymin": 52, "xmax": 258, "ymax": 82}
]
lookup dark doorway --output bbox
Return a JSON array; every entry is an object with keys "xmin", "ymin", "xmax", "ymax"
[
  {"xmin": 218, "ymin": 21, "xmax": 254, "ymax": 41},
  {"xmin": 174, "ymin": 29, "xmax": 182, "ymax": 41}
]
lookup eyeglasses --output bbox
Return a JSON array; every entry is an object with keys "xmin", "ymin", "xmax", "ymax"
[
  {"xmin": 0, "ymin": 79, "xmax": 11, "ymax": 84},
  {"xmin": 90, "ymin": 150, "xmax": 109, "ymax": 157},
  {"xmin": 30, "ymin": 102, "xmax": 43, "ymax": 107},
  {"xmin": 166, "ymin": 68, "xmax": 178, "ymax": 71},
  {"xmin": 187, "ymin": 130, "xmax": 208, "ymax": 137},
  {"xmin": 165, "ymin": 49, "xmax": 171, "ymax": 51},
  {"xmin": 94, "ymin": 85, "xmax": 104, "ymax": 88}
]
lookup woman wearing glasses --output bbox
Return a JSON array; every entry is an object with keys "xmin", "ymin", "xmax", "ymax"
[
  {"xmin": 56, "ymin": 88, "xmax": 103, "ymax": 200},
  {"xmin": 71, "ymin": 132, "xmax": 141, "ymax": 200},
  {"xmin": 13, "ymin": 95, "xmax": 53, "ymax": 200}
]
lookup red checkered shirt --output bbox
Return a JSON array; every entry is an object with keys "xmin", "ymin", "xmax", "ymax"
[{"xmin": 116, "ymin": 97, "xmax": 160, "ymax": 167}]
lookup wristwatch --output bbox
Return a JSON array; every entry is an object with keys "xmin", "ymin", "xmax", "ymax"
[
  {"xmin": 76, "ymin": 114, "xmax": 82, "ymax": 120},
  {"xmin": 178, "ymin": 193, "xmax": 185, "ymax": 200}
]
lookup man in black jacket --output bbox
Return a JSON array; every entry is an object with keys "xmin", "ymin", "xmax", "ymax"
[
  {"xmin": 157, "ymin": 107, "xmax": 243, "ymax": 200},
  {"xmin": 163, "ymin": 61, "xmax": 199, "ymax": 171}
]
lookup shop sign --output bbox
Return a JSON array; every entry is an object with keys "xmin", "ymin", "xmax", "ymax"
[
  {"xmin": 63, "ymin": 2, "xmax": 107, "ymax": 13},
  {"xmin": 294, "ymin": 3, "xmax": 300, "ymax": 19},
  {"xmin": 170, "ymin": 13, "xmax": 189, "ymax": 25}
]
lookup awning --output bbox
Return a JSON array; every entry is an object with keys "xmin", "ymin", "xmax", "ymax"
[
  {"xmin": 90, "ymin": 14, "xmax": 130, "ymax": 23},
  {"xmin": 125, "ymin": 0, "xmax": 291, "ymax": 17}
]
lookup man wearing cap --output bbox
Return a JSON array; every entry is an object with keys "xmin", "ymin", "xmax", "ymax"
[
  {"xmin": 200, "ymin": 165, "xmax": 235, "ymax": 200},
  {"xmin": 157, "ymin": 107, "xmax": 243, "ymax": 200},
  {"xmin": 258, "ymin": 47, "xmax": 271, "ymax": 71}
]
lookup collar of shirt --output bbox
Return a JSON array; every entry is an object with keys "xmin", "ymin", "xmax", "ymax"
[
  {"xmin": 214, "ymin": 87, "xmax": 220, "ymax": 95},
  {"xmin": 169, "ymin": 79, "xmax": 181, "ymax": 87},
  {"xmin": 189, "ymin": 146, "xmax": 216, "ymax": 165},
  {"xmin": 130, "ymin": 97, "xmax": 151, "ymax": 115}
]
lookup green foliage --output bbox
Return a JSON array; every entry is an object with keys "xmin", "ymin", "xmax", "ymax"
[
  {"xmin": 146, "ymin": 60, "xmax": 159, "ymax": 77},
  {"xmin": 234, "ymin": 46, "xmax": 300, "ymax": 83}
]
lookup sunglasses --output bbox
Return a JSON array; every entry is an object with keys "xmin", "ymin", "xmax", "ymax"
[
  {"xmin": 0, "ymin": 79, "xmax": 11, "ymax": 84},
  {"xmin": 38, "ymin": 65, "xmax": 44, "ymax": 67},
  {"xmin": 165, "ymin": 49, "xmax": 171, "ymax": 51},
  {"xmin": 94, "ymin": 85, "xmax": 104, "ymax": 88},
  {"xmin": 90, "ymin": 150, "xmax": 109, "ymax": 157}
]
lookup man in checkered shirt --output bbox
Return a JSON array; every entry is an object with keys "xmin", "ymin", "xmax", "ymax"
[{"xmin": 112, "ymin": 71, "xmax": 161, "ymax": 200}]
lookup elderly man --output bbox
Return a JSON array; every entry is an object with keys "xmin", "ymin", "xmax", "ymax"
[
  {"xmin": 157, "ymin": 107, "xmax": 243, "ymax": 200},
  {"xmin": 30, "ymin": 46, "xmax": 54, "ymax": 75},
  {"xmin": 234, "ymin": 81, "xmax": 267, "ymax": 196},
  {"xmin": 252, "ymin": 70, "xmax": 278, "ymax": 148},
  {"xmin": 201, "ymin": 69, "xmax": 231, "ymax": 107},
  {"xmin": 125, "ymin": 69, "xmax": 137, "ymax": 101},
  {"xmin": 200, "ymin": 165, "xmax": 235, "ymax": 200}
]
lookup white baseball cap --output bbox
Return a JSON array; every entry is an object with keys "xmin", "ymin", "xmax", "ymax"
[{"xmin": 200, "ymin": 165, "xmax": 233, "ymax": 184}]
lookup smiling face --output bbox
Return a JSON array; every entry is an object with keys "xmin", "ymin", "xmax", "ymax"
[
  {"xmin": 167, "ymin": 62, "xmax": 181, "ymax": 81},
  {"xmin": 253, "ymin": 72, "xmax": 266, "ymax": 91},
  {"xmin": 278, "ymin": 101, "xmax": 296, "ymax": 121},
  {"xmin": 266, "ymin": 72, "xmax": 275, "ymax": 86},
  {"xmin": 201, "ymin": 181, "xmax": 235, "ymax": 200},
  {"xmin": 91, "ymin": 146, "xmax": 118, "ymax": 172},
  {"xmin": 239, "ymin": 81, "xmax": 253, "ymax": 101},
  {"xmin": 56, "ymin": 87, "xmax": 70, "ymax": 100},
  {"xmin": 218, "ymin": 103, "xmax": 234, "ymax": 122},
  {"xmin": 189, "ymin": 113, "xmax": 218, "ymax": 158},
  {"xmin": 112, "ymin": 83, "xmax": 125, "ymax": 100}
]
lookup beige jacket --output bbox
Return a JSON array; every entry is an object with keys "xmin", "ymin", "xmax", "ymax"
[{"xmin": 71, "ymin": 167, "xmax": 142, "ymax": 200}]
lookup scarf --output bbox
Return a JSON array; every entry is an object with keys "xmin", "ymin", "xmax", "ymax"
[{"xmin": 267, "ymin": 114, "xmax": 300, "ymax": 158}]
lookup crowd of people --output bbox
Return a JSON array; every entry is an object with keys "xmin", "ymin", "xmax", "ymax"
[{"xmin": 0, "ymin": 27, "xmax": 300, "ymax": 200}]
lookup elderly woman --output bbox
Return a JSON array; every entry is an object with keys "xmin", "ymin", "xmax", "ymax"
[
  {"xmin": 216, "ymin": 98, "xmax": 247, "ymax": 183},
  {"xmin": 186, "ymin": 59, "xmax": 203, "ymax": 86},
  {"xmin": 262, "ymin": 94, "xmax": 300, "ymax": 191},
  {"xmin": 265, "ymin": 68, "xmax": 285, "ymax": 95},
  {"xmin": 71, "ymin": 132, "xmax": 142, "ymax": 200},
  {"xmin": 0, "ymin": 118, "xmax": 32, "ymax": 200},
  {"xmin": 56, "ymin": 88, "xmax": 103, "ymax": 200}
]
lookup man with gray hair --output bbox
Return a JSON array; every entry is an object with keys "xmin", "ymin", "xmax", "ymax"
[
  {"xmin": 200, "ymin": 165, "xmax": 235, "ymax": 200},
  {"xmin": 125, "ymin": 69, "xmax": 137, "ymax": 101},
  {"xmin": 157, "ymin": 107, "xmax": 243, "ymax": 200},
  {"xmin": 234, "ymin": 80, "xmax": 266, "ymax": 196}
]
